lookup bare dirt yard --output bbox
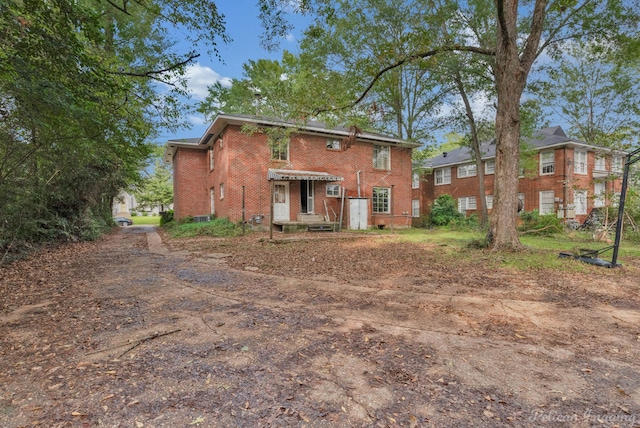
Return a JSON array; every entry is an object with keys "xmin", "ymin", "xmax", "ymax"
[{"xmin": 1, "ymin": 226, "xmax": 640, "ymax": 427}]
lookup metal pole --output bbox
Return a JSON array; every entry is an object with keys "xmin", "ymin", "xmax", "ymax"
[
  {"xmin": 611, "ymin": 148, "xmax": 640, "ymax": 266},
  {"xmin": 242, "ymin": 186, "xmax": 245, "ymax": 235},
  {"xmin": 269, "ymin": 180, "xmax": 274, "ymax": 240}
]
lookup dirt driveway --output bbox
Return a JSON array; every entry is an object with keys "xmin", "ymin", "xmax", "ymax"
[{"xmin": 1, "ymin": 226, "xmax": 640, "ymax": 427}]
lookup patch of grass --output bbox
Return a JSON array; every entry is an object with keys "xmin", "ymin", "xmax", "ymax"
[
  {"xmin": 132, "ymin": 216, "xmax": 161, "ymax": 226},
  {"xmin": 165, "ymin": 218, "xmax": 244, "ymax": 238}
]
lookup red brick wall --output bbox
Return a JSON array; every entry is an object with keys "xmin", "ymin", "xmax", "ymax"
[
  {"xmin": 173, "ymin": 124, "xmax": 415, "ymax": 228},
  {"xmin": 172, "ymin": 147, "xmax": 209, "ymax": 219}
]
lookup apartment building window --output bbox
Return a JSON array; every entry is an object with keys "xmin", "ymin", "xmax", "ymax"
[
  {"xmin": 518, "ymin": 193, "xmax": 525, "ymax": 212},
  {"xmin": 594, "ymin": 181, "xmax": 606, "ymax": 208},
  {"xmin": 209, "ymin": 148, "xmax": 214, "ymax": 170},
  {"xmin": 326, "ymin": 138, "xmax": 341, "ymax": 150},
  {"xmin": 612, "ymin": 157, "xmax": 623, "ymax": 173},
  {"xmin": 574, "ymin": 150, "xmax": 587, "ymax": 174},
  {"xmin": 412, "ymin": 199, "xmax": 420, "ymax": 217},
  {"xmin": 271, "ymin": 142, "xmax": 288, "ymax": 161},
  {"xmin": 434, "ymin": 167, "xmax": 451, "ymax": 185},
  {"xmin": 373, "ymin": 145, "xmax": 390, "ymax": 170},
  {"xmin": 594, "ymin": 155, "xmax": 606, "ymax": 171},
  {"xmin": 458, "ymin": 196, "xmax": 477, "ymax": 213},
  {"xmin": 412, "ymin": 173, "xmax": 420, "ymax": 189},
  {"xmin": 539, "ymin": 190, "xmax": 555, "ymax": 215},
  {"xmin": 219, "ymin": 183, "xmax": 224, "ymax": 200},
  {"xmin": 372, "ymin": 187, "xmax": 390, "ymax": 213},
  {"xmin": 457, "ymin": 163, "xmax": 477, "ymax": 178},
  {"xmin": 485, "ymin": 195, "xmax": 493, "ymax": 209},
  {"xmin": 540, "ymin": 151, "xmax": 555, "ymax": 175},
  {"xmin": 485, "ymin": 159, "xmax": 495, "ymax": 175},
  {"xmin": 574, "ymin": 190, "xmax": 587, "ymax": 215},
  {"xmin": 326, "ymin": 184, "xmax": 341, "ymax": 197}
]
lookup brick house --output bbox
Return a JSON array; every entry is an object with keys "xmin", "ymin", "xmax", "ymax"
[
  {"xmin": 418, "ymin": 126, "xmax": 625, "ymax": 225},
  {"xmin": 164, "ymin": 114, "xmax": 419, "ymax": 230}
]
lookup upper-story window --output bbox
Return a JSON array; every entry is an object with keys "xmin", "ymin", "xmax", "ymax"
[
  {"xmin": 412, "ymin": 173, "xmax": 420, "ymax": 189},
  {"xmin": 540, "ymin": 151, "xmax": 555, "ymax": 175},
  {"xmin": 326, "ymin": 138, "xmax": 341, "ymax": 150},
  {"xmin": 373, "ymin": 145, "xmax": 390, "ymax": 170},
  {"xmin": 574, "ymin": 150, "xmax": 587, "ymax": 174},
  {"xmin": 612, "ymin": 156, "xmax": 624, "ymax": 173},
  {"xmin": 594, "ymin": 155, "xmax": 606, "ymax": 171},
  {"xmin": 485, "ymin": 159, "xmax": 495, "ymax": 175},
  {"xmin": 209, "ymin": 148, "xmax": 214, "ymax": 170},
  {"xmin": 457, "ymin": 163, "xmax": 477, "ymax": 178},
  {"xmin": 271, "ymin": 141, "xmax": 288, "ymax": 161},
  {"xmin": 434, "ymin": 167, "xmax": 451, "ymax": 185}
]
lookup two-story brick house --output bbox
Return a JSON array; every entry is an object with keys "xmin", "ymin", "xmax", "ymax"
[
  {"xmin": 164, "ymin": 114, "xmax": 419, "ymax": 230},
  {"xmin": 418, "ymin": 126, "xmax": 625, "ymax": 224}
]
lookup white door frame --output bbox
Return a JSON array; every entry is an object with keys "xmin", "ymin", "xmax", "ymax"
[{"xmin": 273, "ymin": 181, "xmax": 290, "ymax": 221}]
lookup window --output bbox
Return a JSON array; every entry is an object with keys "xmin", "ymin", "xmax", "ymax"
[
  {"xmin": 271, "ymin": 142, "xmax": 288, "ymax": 161},
  {"xmin": 539, "ymin": 190, "xmax": 555, "ymax": 215},
  {"xmin": 412, "ymin": 199, "xmax": 420, "ymax": 217},
  {"xmin": 372, "ymin": 187, "xmax": 390, "ymax": 213},
  {"xmin": 412, "ymin": 173, "xmax": 420, "ymax": 189},
  {"xmin": 210, "ymin": 187, "xmax": 215, "ymax": 214},
  {"xmin": 209, "ymin": 148, "xmax": 214, "ymax": 170},
  {"xmin": 540, "ymin": 151, "xmax": 554, "ymax": 175},
  {"xmin": 612, "ymin": 157, "xmax": 623, "ymax": 173},
  {"xmin": 458, "ymin": 196, "xmax": 477, "ymax": 213},
  {"xmin": 594, "ymin": 155, "xmax": 606, "ymax": 171},
  {"xmin": 457, "ymin": 163, "xmax": 477, "ymax": 178},
  {"xmin": 518, "ymin": 193, "xmax": 525, "ymax": 212},
  {"xmin": 594, "ymin": 181, "xmax": 606, "ymax": 208},
  {"xmin": 574, "ymin": 190, "xmax": 587, "ymax": 215},
  {"xmin": 326, "ymin": 138, "xmax": 341, "ymax": 150},
  {"xmin": 219, "ymin": 183, "xmax": 224, "ymax": 200},
  {"xmin": 326, "ymin": 184, "xmax": 341, "ymax": 197},
  {"xmin": 485, "ymin": 195, "xmax": 493, "ymax": 209},
  {"xmin": 373, "ymin": 145, "xmax": 390, "ymax": 170},
  {"xmin": 574, "ymin": 150, "xmax": 587, "ymax": 174},
  {"xmin": 485, "ymin": 159, "xmax": 495, "ymax": 175},
  {"xmin": 434, "ymin": 167, "xmax": 451, "ymax": 185}
]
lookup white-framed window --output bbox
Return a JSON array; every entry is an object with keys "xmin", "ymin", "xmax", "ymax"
[
  {"xmin": 612, "ymin": 157, "xmax": 623, "ymax": 173},
  {"xmin": 539, "ymin": 190, "xmax": 555, "ymax": 215},
  {"xmin": 594, "ymin": 155, "xmax": 606, "ymax": 171},
  {"xmin": 209, "ymin": 148, "xmax": 214, "ymax": 171},
  {"xmin": 373, "ymin": 145, "xmax": 390, "ymax": 170},
  {"xmin": 271, "ymin": 142, "xmax": 288, "ymax": 161},
  {"xmin": 594, "ymin": 181, "xmax": 606, "ymax": 208},
  {"xmin": 210, "ymin": 187, "xmax": 215, "ymax": 214},
  {"xmin": 219, "ymin": 183, "xmax": 224, "ymax": 200},
  {"xmin": 485, "ymin": 159, "xmax": 495, "ymax": 175},
  {"xmin": 485, "ymin": 195, "xmax": 493, "ymax": 209},
  {"xmin": 434, "ymin": 167, "xmax": 451, "ymax": 185},
  {"xmin": 412, "ymin": 199, "xmax": 420, "ymax": 217},
  {"xmin": 326, "ymin": 138, "xmax": 341, "ymax": 150},
  {"xmin": 574, "ymin": 150, "xmax": 587, "ymax": 174},
  {"xmin": 574, "ymin": 190, "xmax": 587, "ymax": 215},
  {"xmin": 518, "ymin": 193, "xmax": 525, "ymax": 212},
  {"xmin": 372, "ymin": 187, "xmax": 390, "ymax": 213},
  {"xmin": 457, "ymin": 163, "xmax": 477, "ymax": 178},
  {"xmin": 218, "ymin": 138, "xmax": 224, "ymax": 149},
  {"xmin": 458, "ymin": 196, "xmax": 477, "ymax": 213},
  {"xmin": 519, "ymin": 166, "xmax": 526, "ymax": 178},
  {"xmin": 412, "ymin": 173, "xmax": 420, "ymax": 189},
  {"xmin": 326, "ymin": 184, "xmax": 341, "ymax": 197},
  {"xmin": 540, "ymin": 151, "xmax": 555, "ymax": 175}
]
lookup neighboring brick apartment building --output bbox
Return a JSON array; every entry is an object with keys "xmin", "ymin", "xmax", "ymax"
[
  {"xmin": 418, "ymin": 126, "xmax": 625, "ymax": 224},
  {"xmin": 164, "ymin": 114, "xmax": 419, "ymax": 229}
]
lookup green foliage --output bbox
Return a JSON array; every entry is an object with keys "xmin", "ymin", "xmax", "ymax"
[
  {"xmin": 518, "ymin": 210, "xmax": 564, "ymax": 236},
  {"xmin": 135, "ymin": 150, "xmax": 173, "ymax": 212},
  {"xmin": 165, "ymin": 218, "xmax": 244, "ymax": 238},
  {"xmin": 160, "ymin": 210, "xmax": 174, "ymax": 226},
  {"xmin": 429, "ymin": 194, "xmax": 464, "ymax": 226}
]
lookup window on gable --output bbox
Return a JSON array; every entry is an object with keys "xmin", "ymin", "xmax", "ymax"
[
  {"xmin": 373, "ymin": 145, "xmax": 390, "ymax": 170},
  {"xmin": 434, "ymin": 167, "xmax": 451, "ymax": 185},
  {"xmin": 412, "ymin": 173, "xmax": 420, "ymax": 189},
  {"xmin": 485, "ymin": 159, "xmax": 495, "ymax": 175},
  {"xmin": 574, "ymin": 150, "xmax": 587, "ymax": 174},
  {"xmin": 457, "ymin": 163, "xmax": 477, "ymax": 178},
  {"xmin": 540, "ymin": 151, "xmax": 555, "ymax": 175},
  {"xmin": 372, "ymin": 187, "xmax": 390, "ymax": 213},
  {"xmin": 326, "ymin": 138, "xmax": 341, "ymax": 150}
]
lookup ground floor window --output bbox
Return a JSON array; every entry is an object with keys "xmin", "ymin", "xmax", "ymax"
[
  {"xmin": 485, "ymin": 195, "xmax": 493, "ymax": 210},
  {"xmin": 412, "ymin": 199, "xmax": 420, "ymax": 217},
  {"xmin": 539, "ymin": 190, "xmax": 555, "ymax": 215},
  {"xmin": 574, "ymin": 190, "xmax": 587, "ymax": 215},
  {"xmin": 372, "ymin": 187, "xmax": 390, "ymax": 213},
  {"xmin": 458, "ymin": 196, "xmax": 477, "ymax": 213}
]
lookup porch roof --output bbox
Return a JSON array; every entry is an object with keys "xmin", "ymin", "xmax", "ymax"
[{"xmin": 268, "ymin": 169, "xmax": 344, "ymax": 182}]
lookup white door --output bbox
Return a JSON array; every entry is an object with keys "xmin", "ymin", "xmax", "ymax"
[
  {"xmin": 273, "ymin": 181, "xmax": 290, "ymax": 221},
  {"xmin": 349, "ymin": 198, "xmax": 368, "ymax": 230},
  {"xmin": 594, "ymin": 182, "xmax": 606, "ymax": 208}
]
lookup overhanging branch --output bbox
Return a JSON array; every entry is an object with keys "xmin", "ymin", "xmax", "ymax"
[{"xmin": 106, "ymin": 53, "xmax": 200, "ymax": 80}]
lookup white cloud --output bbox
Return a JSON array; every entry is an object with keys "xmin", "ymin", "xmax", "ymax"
[
  {"xmin": 184, "ymin": 63, "xmax": 232, "ymax": 101},
  {"xmin": 187, "ymin": 114, "xmax": 207, "ymax": 126},
  {"xmin": 285, "ymin": 33, "xmax": 295, "ymax": 42}
]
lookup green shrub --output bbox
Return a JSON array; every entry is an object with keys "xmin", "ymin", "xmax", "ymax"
[
  {"xmin": 160, "ymin": 210, "xmax": 174, "ymax": 226},
  {"xmin": 131, "ymin": 212, "xmax": 138, "ymax": 217},
  {"xmin": 429, "ymin": 194, "xmax": 464, "ymax": 226},
  {"xmin": 167, "ymin": 217, "xmax": 244, "ymax": 238},
  {"xmin": 518, "ymin": 210, "xmax": 563, "ymax": 236}
]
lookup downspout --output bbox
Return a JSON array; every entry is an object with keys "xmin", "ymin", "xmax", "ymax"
[
  {"xmin": 563, "ymin": 147, "xmax": 568, "ymax": 221},
  {"xmin": 356, "ymin": 170, "xmax": 362, "ymax": 198}
]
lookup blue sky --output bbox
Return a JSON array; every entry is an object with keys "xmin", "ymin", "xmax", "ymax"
[{"xmin": 157, "ymin": 2, "xmax": 312, "ymax": 144}]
